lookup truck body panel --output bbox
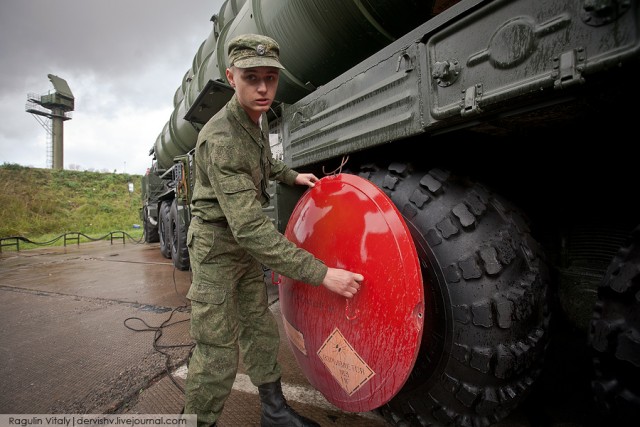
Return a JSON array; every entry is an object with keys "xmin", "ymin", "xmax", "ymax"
[{"xmin": 282, "ymin": 0, "xmax": 639, "ymax": 168}]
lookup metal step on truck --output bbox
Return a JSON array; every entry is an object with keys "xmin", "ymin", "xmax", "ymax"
[{"xmin": 140, "ymin": 0, "xmax": 640, "ymax": 425}]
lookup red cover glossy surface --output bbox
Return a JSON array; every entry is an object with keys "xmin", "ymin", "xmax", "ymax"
[{"xmin": 279, "ymin": 173, "xmax": 424, "ymax": 411}]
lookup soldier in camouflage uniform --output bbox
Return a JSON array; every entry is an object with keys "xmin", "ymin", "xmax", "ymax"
[{"xmin": 184, "ymin": 33, "xmax": 364, "ymax": 427}]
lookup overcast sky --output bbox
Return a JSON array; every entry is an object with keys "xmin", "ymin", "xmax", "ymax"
[{"xmin": 0, "ymin": 0, "xmax": 225, "ymax": 175}]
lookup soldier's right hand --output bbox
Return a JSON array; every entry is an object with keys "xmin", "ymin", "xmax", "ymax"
[{"xmin": 321, "ymin": 267, "xmax": 363, "ymax": 298}]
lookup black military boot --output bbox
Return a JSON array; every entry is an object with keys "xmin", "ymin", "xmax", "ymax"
[{"xmin": 258, "ymin": 380, "xmax": 320, "ymax": 427}]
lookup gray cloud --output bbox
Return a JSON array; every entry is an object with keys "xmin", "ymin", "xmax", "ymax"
[{"xmin": 0, "ymin": 0, "xmax": 223, "ymax": 174}]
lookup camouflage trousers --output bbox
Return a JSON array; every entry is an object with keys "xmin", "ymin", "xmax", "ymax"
[{"xmin": 184, "ymin": 218, "xmax": 281, "ymax": 426}]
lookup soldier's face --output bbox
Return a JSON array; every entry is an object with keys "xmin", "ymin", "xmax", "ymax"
[{"xmin": 227, "ymin": 66, "xmax": 280, "ymax": 123}]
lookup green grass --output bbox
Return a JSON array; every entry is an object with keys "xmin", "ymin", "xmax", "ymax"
[{"xmin": 0, "ymin": 163, "xmax": 144, "ymax": 251}]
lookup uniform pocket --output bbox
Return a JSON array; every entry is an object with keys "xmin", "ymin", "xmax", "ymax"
[
  {"xmin": 220, "ymin": 174, "xmax": 255, "ymax": 194},
  {"xmin": 187, "ymin": 225, "xmax": 194, "ymax": 249},
  {"xmin": 187, "ymin": 226, "xmax": 232, "ymax": 305},
  {"xmin": 189, "ymin": 298, "xmax": 233, "ymax": 345},
  {"xmin": 201, "ymin": 226, "xmax": 240, "ymax": 264},
  {"xmin": 187, "ymin": 281, "xmax": 226, "ymax": 305},
  {"xmin": 190, "ymin": 225, "xmax": 217, "ymax": 265}
]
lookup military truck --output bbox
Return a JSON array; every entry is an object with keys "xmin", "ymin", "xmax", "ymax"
[{"xmin": 140, "ymin": 0, "xmax": 639, "ymax": 425}]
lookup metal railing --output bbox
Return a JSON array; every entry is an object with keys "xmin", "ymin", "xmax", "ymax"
[{"xmin": 0, "ymin": 231, "xmax": 143, "ymax": 252}]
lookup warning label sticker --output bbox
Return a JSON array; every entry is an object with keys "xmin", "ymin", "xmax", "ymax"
[
  {"xmin": 317, "ymin": 327, "xmax": 375, "ymax": 395},
  {"xmin": 283, "ymin": 317, "xmax": 307, "ymax": 356}
]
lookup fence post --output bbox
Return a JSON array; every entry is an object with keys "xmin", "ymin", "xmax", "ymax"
[
  {"xmin": 0, "ymin": 237, "xmax": 20, "ymax": 252},
  {"xmin": 110, "ymin": 232, "xmax": 125, "ymax": 245},
  {"xmin": 64, "ymin": 233, "xmax": 80, "ymax": 247}
]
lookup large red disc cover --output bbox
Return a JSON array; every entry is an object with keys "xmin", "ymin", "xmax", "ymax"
[{"xmin": 279, "ymin": 173, "xmax": 424, "ymax": 412}]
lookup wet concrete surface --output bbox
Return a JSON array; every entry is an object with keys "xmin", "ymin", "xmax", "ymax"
[
  {"xmin": 0, "ymin": 241, "xmax": 388, "ymax": 426},
  {"xmin": 0, "ymin": 240, "xmax": 612, "ymax": 426}
]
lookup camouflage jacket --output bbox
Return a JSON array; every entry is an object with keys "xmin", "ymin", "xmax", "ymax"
[{"xmin": 190, "ymin": 94, "xmax": 327, "ymax": 286}]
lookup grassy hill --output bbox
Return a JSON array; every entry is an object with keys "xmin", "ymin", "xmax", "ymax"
[{"xmin": 0, "ymin": 163, "xmax": 144, "ymax": 250}]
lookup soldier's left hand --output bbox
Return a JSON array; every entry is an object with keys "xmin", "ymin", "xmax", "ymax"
[{"xmin": 295, "ymin": 173, "xmax": 319, "ymax": 188}]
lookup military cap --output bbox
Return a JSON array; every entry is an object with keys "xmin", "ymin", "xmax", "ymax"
[{"xmin": 227, "ymin": 33, "xmax": 285, "ymax": 70}]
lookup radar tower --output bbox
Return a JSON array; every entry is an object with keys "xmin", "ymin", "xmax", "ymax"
[{"xmin": 26, "ymin": 74, "xmax": 74, "ymax": 169}]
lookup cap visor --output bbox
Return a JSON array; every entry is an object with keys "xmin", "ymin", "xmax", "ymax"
[{"xmin": 233, "ymin": 57, "xmax": 285, "ymax": 70}]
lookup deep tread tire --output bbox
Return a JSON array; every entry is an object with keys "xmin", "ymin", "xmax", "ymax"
[
  {"xmin": 352, "ymin": 163, "xmax": 550, "ymax": 427},
  {"xmin": 143, "ymin": 206, "xmax": 159, "ymax": 243},
  {"xmin": 588, "ymin": 225, "xmax": 640, "ymax": 425},
  {"xmin": 159, "ymin": 201, "xmax": 172, "ymax": 259},
  {"xmin": 169, "ymin": 199, "xmax": 190, "ymax": 271}
]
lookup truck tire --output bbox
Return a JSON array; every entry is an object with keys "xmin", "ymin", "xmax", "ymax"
[
  {"xmin": 169, "ymin": 199, "xmax": 190, "ymax": 271},
  {"xmin": 353, "ymin": 163, "xmax": 550, "ymax": 427},
  {"xmin": 588, "ymin": 225, "xmax": 640, "ymax": 426},
  {"xmin": 143, "ymin": 206, "xmax": 159, "ymax": 243},
  {"xmin": 159, "ymin": 201, "xmax": 172, "ymax": 259}
]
